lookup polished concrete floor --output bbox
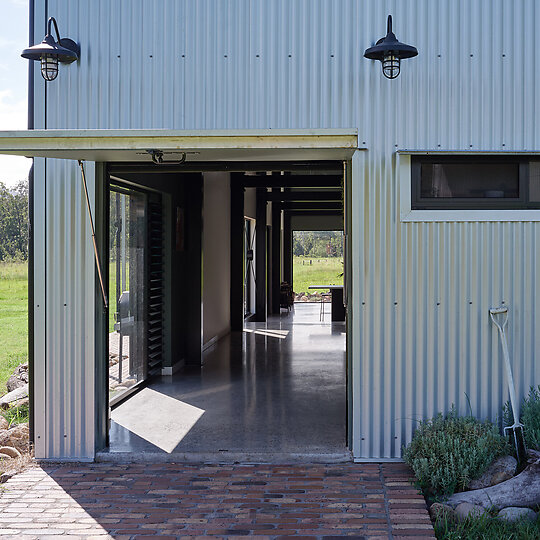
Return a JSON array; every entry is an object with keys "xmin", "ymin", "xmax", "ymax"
[{"xmin": 107, "ymin": 303, "xmax": 347, "ymax": 458}]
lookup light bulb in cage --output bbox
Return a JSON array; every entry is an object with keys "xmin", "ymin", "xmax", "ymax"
[
  {"xmin": 364, "ymin": 15, "xmax": 417, "ymax": 80},
  {"xmin": 40, "ymin": 54, "xmax": 59, "ymax": 81},
  {"xmin": 382, "ymin": 53, "xmax": 400, "ymax": 79}
]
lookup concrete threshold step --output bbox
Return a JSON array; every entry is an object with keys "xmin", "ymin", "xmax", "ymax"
[{"xmin": 96, "ymin": 450, "xmax": 353, "ymax": 464}]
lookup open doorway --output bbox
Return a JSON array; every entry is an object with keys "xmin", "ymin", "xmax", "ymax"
[
  {"xmin": 292, "ymin": 230, "xmax": 344, "ymax": 322},
  {"xmin": 103, "ymin": 162, "xmax": 349, "ymax": 460}
]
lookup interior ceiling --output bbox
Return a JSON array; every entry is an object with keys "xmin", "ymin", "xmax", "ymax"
[
  {"xmin": 109, "ymin": 161, "xmax": 343, "ymax": 175},
  {"xmin": 110, "ymin": 163, "xmax": 344, "ymax": 213}
]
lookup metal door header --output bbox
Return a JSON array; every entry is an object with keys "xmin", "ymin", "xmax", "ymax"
[{"xmin": 0, "ymin": 129, "xmax": 361, "ymax": 162}]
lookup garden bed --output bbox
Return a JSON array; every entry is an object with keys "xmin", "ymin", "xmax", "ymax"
[{"xmin": 404, "ymin": 396, "xmax": 540, "ymax": 539}]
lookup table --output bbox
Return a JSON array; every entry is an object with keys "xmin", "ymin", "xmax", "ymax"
[{"xmin": 308, "ymin": 285, "xmax": 345, "ymax": 322}]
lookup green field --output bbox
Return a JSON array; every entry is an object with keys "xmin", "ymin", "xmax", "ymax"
[
  {"xmin": 0, "ymin": 262, "xmax": 28, "ymax": 396},
  {"xmin": 293, "ymin": 256, "xmax": 343, "ymax": 294}
]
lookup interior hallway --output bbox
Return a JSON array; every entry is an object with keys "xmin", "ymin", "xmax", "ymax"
[{"xmin": 106, "ymin": 303, "xmax": 347, "ymax": 458}]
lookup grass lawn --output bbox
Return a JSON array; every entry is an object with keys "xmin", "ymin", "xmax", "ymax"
[
  {"xmin": 435, "ymin": 513, "xmax": 540, "ymax": 539},
  {"xmin": 0, "ymin": 262, "xmax": 28, "ymax": 396},
  {"xmin": 293, "ymin": 256, "xmax": 343, "ymax": 294}
]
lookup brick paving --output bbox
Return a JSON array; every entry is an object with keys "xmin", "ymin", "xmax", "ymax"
[{"xmin": 0, "ymin": 462, "xmax": 434, "ymax": 539}]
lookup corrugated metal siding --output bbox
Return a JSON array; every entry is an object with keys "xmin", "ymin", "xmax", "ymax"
[
  {"xmin": 36, "ymin": 0, "xmax": 540, "ymax": 458},
  {"xmin": 32, "ymin": 157, "xmax": 98, "ymax": 460},
  {"xmin": 44, "ymin": 159, "xmax": 97, "ymax": 459}
]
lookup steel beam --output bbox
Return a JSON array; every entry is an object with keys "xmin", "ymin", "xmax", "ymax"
[
  {"xmin": 255, "ymin": 188, "xmax": 267, "ymax": 321},
  {"xmin": 109, "ymin": 162, "xmax": 343, "ymax": 175},
  {"xmin": 265, "ymin": 190, "xmax": 343, "ymax": 202},
  {"xmin": 230, "ymin": 176, "xmax": 245, "ymax": 331},
  {"xmin": 240, "ymin": 174, "xmax": 343, "ymax": 188},
  {"xmin": 271, "ymin": 195, "xmax": 281, "ymax": 314},
  {"xmin": 281, "ymin": 201, "xmax": 343, "ymax": 211}
]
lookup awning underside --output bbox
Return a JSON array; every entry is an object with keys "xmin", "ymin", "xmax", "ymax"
[{"xmin": 0, "ymin": 129, "xmax": 360, "ymax": 162}]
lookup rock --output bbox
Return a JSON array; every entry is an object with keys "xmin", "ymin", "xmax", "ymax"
[
  {"xmin": 429, "ymin": 502, "xmax": 456, "ymax": 522},
  {"xmin": 497, "ymin": 507, "xmax": 537, "ymax": 523},
  {"xmin": 0, "ymin": 453, "xmax": 12, "ymax": 460},
  {"xmin": 447, "ymin": 454, "xmax": 540, "ymax": 511},
  {"xmin": 0, "ymin": 385, "xmax": 29, "ymax": 410},
  {"xmin": 6, "ymin": 397, "xmax": 29, "ymax": 410},
  {"xmin": 0, "ymin": 423, "xmax": 29, "ymax": 452},
  {"xmin": 0, "ymin": 417, "xmax": 8, "ymax": 430},
  {"xmin": 6, "ymin": 363, "xmax": 28, "ymax": 393},
  {"xmin": 0, "ymin": 446, "xmax": 21, "ymax": 458},
  {"xmin": 0, "ymin": 471, "xmax": 15, "ymax": 483},
  {"xmin": 468, "ymin": 455, "xmax": 517, "ymax": 490},
  {"xmin": 490, "ymin": 470, "xmax": 513, "ymax": 486},
  {"xmin": 455, "ymin": 502, "xmax": 488, "ymax": 521}
]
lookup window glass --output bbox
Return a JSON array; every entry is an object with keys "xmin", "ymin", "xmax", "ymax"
[
  {"xmin": 420, "ymin": 163, "xmax": 519, "ymax": 199},
  {"xmin": 529, "ymin": 162, "xmax": 540, "ymax": 202}
]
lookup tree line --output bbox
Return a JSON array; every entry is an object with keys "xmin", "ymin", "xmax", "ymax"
[
  {"xmin": 293, "ymin": 230, "xmax": 343, "ymax": 258},
  {"xmin": 0, "ymin": 180, "xmax": 29, "ymax": 261}
]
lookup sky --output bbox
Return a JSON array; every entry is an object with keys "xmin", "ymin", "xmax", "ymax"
[{"xmin": 0, "ymin": 0, "xmax": 32, "ymax": 187}]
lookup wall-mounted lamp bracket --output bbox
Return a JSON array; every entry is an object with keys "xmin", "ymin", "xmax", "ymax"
[
  {"xmin": 364, "ymin": 15, "xmax": 418, "ymax": 79},
  {"xmin": 21, "ymin": 16, "xmax": 80, "ymax": 81}
]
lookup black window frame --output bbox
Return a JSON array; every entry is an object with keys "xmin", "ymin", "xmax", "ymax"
[{"xmin": 411, "ymin": 155, "xmax": 540, "ymax": 210}]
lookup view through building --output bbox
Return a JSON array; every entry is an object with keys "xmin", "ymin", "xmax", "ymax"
[{"xmin": 292, "ymin": 230, "xmax": 343, "ymax": 302}]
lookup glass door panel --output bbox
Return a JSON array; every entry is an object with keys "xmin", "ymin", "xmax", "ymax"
[
  {"xmin": 243, "ymin": 218, "xmax": 255, "ymax": 317},
  {"xmin": 109, "ymin": 187, "xmax": 147, "ymax": 404}
]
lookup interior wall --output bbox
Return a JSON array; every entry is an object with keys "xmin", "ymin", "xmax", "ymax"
[
  {"xmin": 203, "ymin": 172, "xmax": 231, "ymax": 346},
  {"xmin": 244, "ymin": 187, "xmax": 256, "ymax": 219}
]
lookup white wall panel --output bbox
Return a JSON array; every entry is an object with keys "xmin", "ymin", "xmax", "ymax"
[
  {"xmin": 35, "ymin": 0, "xmax": 540, "ymax": 458},
  {"xmin": 203, "ymin": 172, "xmax": 231, "ymax": 346}
]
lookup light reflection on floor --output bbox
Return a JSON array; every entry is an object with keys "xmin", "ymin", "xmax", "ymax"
[
  {"xmin": 111, "ymin": 388, "xmax": 205, "ymax": 453},
  {"xmin": 108, "ymin": 303, "xmax": 346, "ymax": 455},
  {"xmin": 243, "ymin": 328, "xmax": 290, "ymax": 339}
]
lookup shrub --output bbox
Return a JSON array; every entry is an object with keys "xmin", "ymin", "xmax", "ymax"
[
  {"xmin": 504, "ymin": 385, "xmax": 540, "ymax": 451},
  {"xmin": 403, "ymin": 408, "xmax": 508, "ymax": 497}
]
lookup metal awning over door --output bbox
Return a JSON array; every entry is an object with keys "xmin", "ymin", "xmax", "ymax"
[{"xmin": 0, "ymin": 128, "xmax": 359, "ymax": 162}]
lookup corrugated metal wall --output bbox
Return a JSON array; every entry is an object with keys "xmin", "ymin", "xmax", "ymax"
[
  {"xmin": 32, "ymin": 156, "xmax": 100, "ymax": 460},
  {"xmin": 36, "ymin": 0, "xmax": 540, "ymax": 458}
]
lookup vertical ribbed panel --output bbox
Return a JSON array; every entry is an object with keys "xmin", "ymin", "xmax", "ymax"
[
  {"xmin": 41, "ymin": 0, "xmax": 540, "ymax": 139},
  {"xmin": 36, "ymin": 0, "xmax": 540, "ymax": 458},
  {"xmin": 39, "ymin": 159, "xmax": 97, "ymax": 459}
]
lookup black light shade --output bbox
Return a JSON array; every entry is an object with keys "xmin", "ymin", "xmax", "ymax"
[
  {"xmin": 364, "ymin": 15, "xmax": 418, "ymax": 79},
  {"xmin": 21, "ymin": 17, "xmax": 80, "ymax": 81}
]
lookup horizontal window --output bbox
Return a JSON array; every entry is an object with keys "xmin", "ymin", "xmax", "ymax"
[{"xmin": 411, "ymin": 156, "xmax": 540, "ymax": 209}]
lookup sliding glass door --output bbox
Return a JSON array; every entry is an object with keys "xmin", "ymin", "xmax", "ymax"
[{"xmin": 108, "ymin": 186, "xmax": 148, "ymax": 405}]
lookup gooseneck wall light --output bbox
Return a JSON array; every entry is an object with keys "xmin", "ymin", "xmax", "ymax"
[
  {"xmin": 364, "ymin": 15, "xmax": 418, "ymax": 79},
  {"xmin": 21, "ymin": 17, "xmax": 80, "ymax": 81}
]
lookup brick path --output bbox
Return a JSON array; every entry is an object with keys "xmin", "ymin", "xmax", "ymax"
[{"xmin": 0, "ymin": 462, "xmax": 434, "ymax": 539}]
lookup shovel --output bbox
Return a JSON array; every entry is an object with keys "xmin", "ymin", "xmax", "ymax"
[{"xmin": 489, "ymin": 306, "xmax": 527, "ymax": 465}]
